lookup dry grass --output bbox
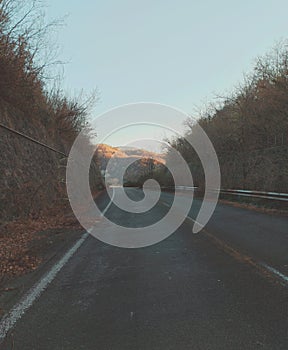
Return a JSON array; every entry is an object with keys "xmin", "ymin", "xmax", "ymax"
[{"xmin": 0, "ymin": 203, "xmax": 81, "ymax": 277}]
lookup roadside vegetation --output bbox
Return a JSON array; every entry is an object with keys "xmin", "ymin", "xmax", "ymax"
[
  {"xmin": 0, "ymin": 0, "xmax": 96, "ymax": 147},
  {"xmin": 162, "ymin": 42, "xmax": 288, "ymax": 193},
  {"xmin": 0, "ymin": 0, "xmax": 102, "ymax": 277}
]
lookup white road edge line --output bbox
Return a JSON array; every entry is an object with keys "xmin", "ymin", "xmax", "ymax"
[
  {"xmin": 0, "ymin": 186, "xmax": 114, "ymax": 341},
  {"xmin": 259, "ymin": 262, "xmax": 288, "ymax": 284},
  {"xmin": 187, "ymin": 212, "xmax": 288, "ymax": 286},
  {"xmin": 101, "ymin": 187, "xmax": 115, "ymax": 217},
  {"xmin": 0, "ymin": 232, "xmax": 89, "ymax": 342},
  {"xmin": 161, "ymin": 201, "xmax": 203, "ymax": 230},
  {"xmin": 161, "ymin": 199, "xmax": 288, "ymax": 287},
  {"xmin": 161, "ymin": 202, "xmax": 170, "ymax": 208}
]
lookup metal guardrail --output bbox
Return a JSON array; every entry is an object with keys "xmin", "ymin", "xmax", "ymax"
[
  {"xmin": 162, "ymin": 186, "xmax": 288, "ymax": 202},
  {"xmin": 1, "ymin": 123, "xmax": 287, "ymax": 203},
  {"xmin": 218, "ymin": 188, "xmax": 288, "ymax": 202},
  {"xmin": 161, "ymin": 186, "xmax": 197, "ymax": 191}
]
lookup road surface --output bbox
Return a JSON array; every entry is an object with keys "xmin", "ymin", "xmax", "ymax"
[{"xmin": 0, "ymin": 188, "xmax": 287, "ymax": 349}]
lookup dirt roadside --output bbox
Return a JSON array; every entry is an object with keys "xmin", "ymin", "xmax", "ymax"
[
  {"xmin": 0, "ymin": 189, "xmax": 110, "ymax": 320},
  {"xmin": 0, "ymin": 207, "xmax": 85, "ymax": 319}
]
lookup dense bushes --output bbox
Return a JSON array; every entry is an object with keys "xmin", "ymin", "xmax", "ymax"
[
  {"xmin": 0, "ymin": 0, "xmax": 97, "ymax": 145},
  {"xmin": 168, "ymin": 42, "xmax": 288, "ymax": 192},
  {"xmin": 0, "ymin": 0, "xmax": 102, "ymax": 221}
]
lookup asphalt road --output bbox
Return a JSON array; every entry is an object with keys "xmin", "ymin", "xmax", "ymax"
[{"xmin": 1, "ymin": 188, "xmax": 287, "ymax": 349}]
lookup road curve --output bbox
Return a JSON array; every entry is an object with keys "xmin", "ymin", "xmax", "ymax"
[{"xmin": 1, "ymin": 188, "xmax": 287, "ymax": 349}]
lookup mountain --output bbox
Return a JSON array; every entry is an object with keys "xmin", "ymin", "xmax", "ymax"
[{"xmin": 95, "ymin": 144, "xmax": 165, "ymax": 185}]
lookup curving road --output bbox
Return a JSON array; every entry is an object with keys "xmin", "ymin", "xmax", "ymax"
[{"xmin": 0, "ymin": 188, "xmax": 287, "ymax": 349}]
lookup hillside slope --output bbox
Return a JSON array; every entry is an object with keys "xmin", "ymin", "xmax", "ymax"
[{"xmin": 96, "ymin": 144, "xmax": 165, "ymax": 185}]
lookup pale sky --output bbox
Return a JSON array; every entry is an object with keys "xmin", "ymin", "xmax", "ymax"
[{"xmin": 45, "ymin": 0, "xmax": 288, "ymax": 148}]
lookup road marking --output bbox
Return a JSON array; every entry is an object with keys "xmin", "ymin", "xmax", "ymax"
[
  {"xmin": 101, "ymin": 187, "xmax": 115, "ymax": 217},
  {"xmin": 187, "ymin": 215, "xmax": 288, "ymax": 287},
  {"xmin": 0, "ymin": 187, "xmax": 114, "ymax": 341},
  {"xmin": 259, "ymin": 262, "xmax": 288, "ymax": 284},
  {"xmin": 160, "ymin": 201, "xmax": 204, "ymax": 232},
  {"xmin": 0, "ymin": 232, "xmax": 89, "ymax": 342},
  {"xmin": 161, "ymin": 202, "xmax": 170, "ymax": 208},
  {"xmin": 160, "ymin": 199, "xmax": 288, "ymax": 287}
]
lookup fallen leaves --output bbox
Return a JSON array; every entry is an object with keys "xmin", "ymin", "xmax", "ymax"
[{"xmin": 0, "ymin": 203, "xmax": 81, "ymax": 278}]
